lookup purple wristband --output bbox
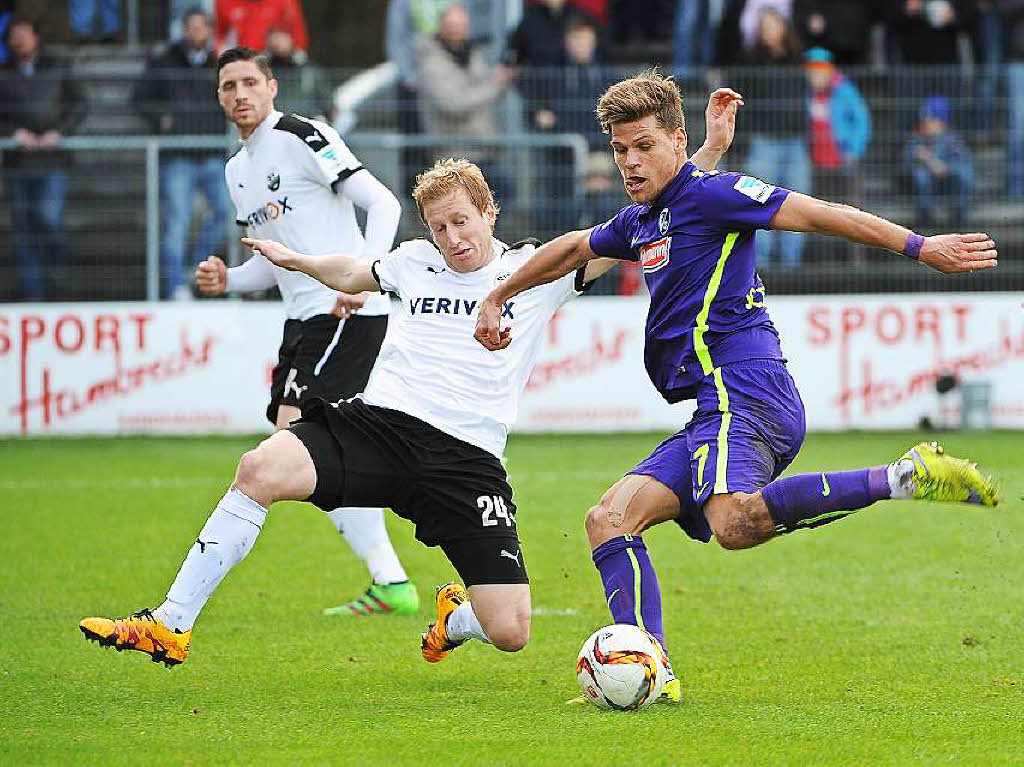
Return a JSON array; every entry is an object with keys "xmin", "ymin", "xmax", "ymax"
[{"xmin": 902, "ymin": 233, "xmax": 925, "ymax": 260}]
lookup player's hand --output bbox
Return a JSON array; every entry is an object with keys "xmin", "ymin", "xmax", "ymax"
[
  {"xmin": 919, "ymin": 233, "xmax": 997, "ymax": 274},
  {"xmin": 474, "ymin": 298, "xmax": 512, "ymax": 351},
  {"xmin": 241, "ymin": 237, "xmax": 301, "ymax": 270},
  {"xmin": 195, "ymin": 255, "xmax": 227, "ymax": 295},
  {"xmin": 333, "ymin": 291, "xmax": 367, "ymax": 319},
  {"xmin": 704, "ymin": 87, "xmax": 744, "ymax": 154}
]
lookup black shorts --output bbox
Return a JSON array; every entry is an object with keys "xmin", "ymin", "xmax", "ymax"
[
  {"xmin": 267, "ymin": 314, "xmax": 388, "ymax": 424},
  {"xmin": 290, "ymin": 398, "xmax": 527, "ymax": 587}
]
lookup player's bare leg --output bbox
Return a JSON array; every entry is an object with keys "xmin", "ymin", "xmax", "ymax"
[
  {"xmin": 583, "ymin": 475, "xmax": 683, "ymax": 703},
  {"xmin": 702, "ymin": 492, "xmax": 774, "ymax": 549},
  {"xmin": 422, "ymin": 582, "xmax": 531, "ymax": 661},
  {"xmin": 275, "ymin": 404, "xmax": 419, "ymax": 616},
  {"xmin": 79, "ymin": 431, "xmax": 317, "ymax": 665}
]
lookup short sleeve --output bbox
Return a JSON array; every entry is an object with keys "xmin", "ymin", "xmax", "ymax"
[
  {"xmin": 276, "ymin": 114, "xmax": 363, "ymax": 190},
  {"xmin": 694, "ymin": 172, "xmax": 791, "ymax": 231},
  {"xmin": 551, "ymin": 268, "xmax": 587, "ymax": 307},
  {"xmin": 371, "ymin": 240, "xmax": 418, "ymax": 296},
  {"xmin": 588, "ymin": 206, "xmax": 639, "ymax": 261},
  {"xmin": 305, "ymin": 122, "xmax": 363, "ymax": 190}
]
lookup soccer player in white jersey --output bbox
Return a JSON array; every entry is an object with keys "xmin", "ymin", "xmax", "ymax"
[
  {"xmin": 193, "ymin": 47, "xmax": 418, "ymax": 617},
  {"xmin": 78, "ymin": 93, "xmax": 738, "ymax": 668}
]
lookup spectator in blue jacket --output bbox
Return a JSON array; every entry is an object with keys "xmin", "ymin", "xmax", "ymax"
[
  {"xmin": 805, "ymin": 47, "xmax": 870, "ymax": 202},
  {"xmin": 905, "ymin": 95, "xmax": 973, "ymax": 231}
]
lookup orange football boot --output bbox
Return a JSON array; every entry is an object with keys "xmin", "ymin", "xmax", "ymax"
[
  {"xmin": 421, "ymin": 582, "xmax": 468, "ymax": 663},
  {"xmin": 80, "ymin": 609, "xmax": 191, "ymax": 667}
]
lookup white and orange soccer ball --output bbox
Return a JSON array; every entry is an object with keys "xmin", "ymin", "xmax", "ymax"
[{"xmin": 575, "ymin": 624, "xmax": 669, "ymax": 710}]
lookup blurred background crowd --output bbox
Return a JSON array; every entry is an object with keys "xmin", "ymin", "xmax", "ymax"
[{"xmin": 1, "ymin": 0, "xmax": 1022, "ymax": 301}]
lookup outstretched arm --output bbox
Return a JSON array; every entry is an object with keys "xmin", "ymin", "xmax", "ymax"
[
  {"xmin": 690, "ymin": 87, "xmax": 744, "ymax": 172},
  {"xmin": 335, "ymin": 170, "xmax": 403, "ymax": 316},
  {"xmin": 474, "ymin": 228, "xmax": 596, "ymax": 350},
  {"xmin": 241, "ymin": 237, "xmax": 381, "ymax": 293},
  {"xmin": 770, "ymin": 193, "xmax": 998, "ymax": 274}
]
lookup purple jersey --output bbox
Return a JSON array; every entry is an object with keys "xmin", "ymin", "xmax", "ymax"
[{"xmin": 589, "ymin": 162, "xmax": 791, "ymax": 402}]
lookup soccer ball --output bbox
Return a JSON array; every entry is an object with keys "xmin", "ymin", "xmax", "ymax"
[{"xmin": 575, "ymin": 624, "xmax": 668, "ymax": 710}]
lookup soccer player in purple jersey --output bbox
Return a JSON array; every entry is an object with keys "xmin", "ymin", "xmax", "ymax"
[{"xmin": 475, "ymin": 70, "xmax": 1000, "ymax": 704}]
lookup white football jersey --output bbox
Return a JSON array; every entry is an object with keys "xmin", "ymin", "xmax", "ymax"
[
  {"xmin": 225, "ymin": 110, "xmax": 390, "ymax": 319},
  {"xmin": 362, "ymin": 238, "xmax": 584, "ymax": 458}
]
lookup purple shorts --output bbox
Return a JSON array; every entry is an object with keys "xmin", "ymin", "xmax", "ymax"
[{"xmin": 629, "ymin": 360, "xmax": 806, "ymax": 542}]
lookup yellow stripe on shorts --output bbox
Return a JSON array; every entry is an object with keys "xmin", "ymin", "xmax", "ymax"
[{"xmin": 712, "ymin": 367, "xmax": 731, "ymax": 494}]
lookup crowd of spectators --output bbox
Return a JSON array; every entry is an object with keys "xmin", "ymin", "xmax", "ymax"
[
  {"xmin": 3, "ymin": 1, "xmax": 1024, "ymax": 300},
  {"xmin": 386, "ymin": 0, "xmax": 1023, "ymax": 273},
  {"xmin": 0, "ymin": 1, "xmax": 326, "ymax": 299}
]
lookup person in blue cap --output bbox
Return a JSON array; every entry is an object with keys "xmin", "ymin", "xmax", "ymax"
[{"xmin": 906, "ymin": 95, "xmax": 973, "ymax": 232}]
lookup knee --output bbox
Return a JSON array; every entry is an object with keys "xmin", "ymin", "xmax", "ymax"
[
  {"xmin": 584, "ymin": 502, "xmax": 604, "ymax": 538},
  {"xmin": 234, "ymin": 446, "xmax": 271, "ymax": 499},
  {"xmin": 487, "ymin": 620, "xmax": 530, "ymax": 653},
  {"xmin": 585, "ymin": 501, "xmax": 617, "ymax": 547},
  {"xmin": 709, "ymin": 494, "xmax": 771, "ymax": 551}
]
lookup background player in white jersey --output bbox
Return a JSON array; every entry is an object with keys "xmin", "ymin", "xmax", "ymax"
[
  {"xmin": 77, "ymin": 123, "xmax": 734, "ymax": 667},
  {"xmin": 192, "ymin": 47, "xmax": 418, "ymax": 617}
]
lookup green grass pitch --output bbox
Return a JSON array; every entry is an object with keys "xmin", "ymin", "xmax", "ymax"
[{"xmin": 1, "ymin": 431, "xmax": 1022, "ymax": 765}]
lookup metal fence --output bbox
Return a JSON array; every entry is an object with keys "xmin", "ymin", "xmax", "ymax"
[{"xmin": 2, "ymin": 64, "xmax": 1022, "ymax": 302}]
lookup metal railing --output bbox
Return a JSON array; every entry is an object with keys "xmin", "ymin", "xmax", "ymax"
[
  {"xmin": 0, "ymin": 131, "xmax": 587, "ymax": 301},
  {"xmin": 0, "ymin": 135, "xmax": 234, "ymax": 301},
  {"xmin": 3, "ymin": 63, "xmax": 1024, "ymax": 301}
]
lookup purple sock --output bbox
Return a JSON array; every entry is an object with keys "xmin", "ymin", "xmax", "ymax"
[
  {"xmin": 761, "ymin": 466, "xmax": 890, "ymax": 534},
  {"xmin": 592, "ymin": 535, "xmax": 666, "ymax": 651}
]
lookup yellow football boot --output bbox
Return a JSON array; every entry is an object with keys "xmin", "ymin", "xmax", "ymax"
[
  {"xmin": 79, "ymin": 609, "xmax": 191, "ymax": 667},
  {"xmin": 656, "ymin": 676, "xmax": 683, "ymax": 706},
  {"xmin": 899, "ymin": 442, "xmax": 999, "ymax": 507},
  {"xmin": 421, "ymin": 582, "xmax": 467, "ymax": 663}
]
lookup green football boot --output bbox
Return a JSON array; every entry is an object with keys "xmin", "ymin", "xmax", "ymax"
[
  {"xmin": 323, "ymin": 581, "xmax": 420, "ymax": 617},
  {"xmin": 898, "ymin": 441, "xmax": 999, "ymax": 507}
]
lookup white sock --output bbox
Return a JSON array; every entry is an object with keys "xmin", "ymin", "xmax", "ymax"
[
  {"xmin": 445, "ymin": 602, "xmax": 490, "ymax": 645},
  {"xmin": 887, "ymin": 459, "xmax": 916, "ymax": 500},
  {"xmin": 326, "ymin": 507, "xmax": 408, "ymax": 584},
  {"xmin": 153, "ymin": 488, "xmax": 267, "ymax": 632}
]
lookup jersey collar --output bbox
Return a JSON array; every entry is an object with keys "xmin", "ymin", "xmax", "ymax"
[
  {"xmin": 241, "ymin": 109, "xmax": 284, "ymax": 149},
  {"xmin": 637, "ymin": 161, "xmax": 696, "ymax": 217}
]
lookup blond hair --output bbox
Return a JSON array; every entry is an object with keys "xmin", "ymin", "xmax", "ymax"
[
  {"xmin": 595, "ymin": 68, "xmax": 685, "ymax": 135},
  {"xmin": 411, "ymin": 158, "xmax": 498, "ymax": 222}
]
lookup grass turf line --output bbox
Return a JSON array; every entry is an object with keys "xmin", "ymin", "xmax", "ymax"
[{"xmin": 0, "ymin": 432, "xmax": 1021, "ymax": 765}]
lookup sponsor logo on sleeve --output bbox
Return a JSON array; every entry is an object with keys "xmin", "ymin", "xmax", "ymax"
[
  {"xmin": 639, "ymin": 237, "xmax": 671, "ymax": 273},
  {"xmin": 733, "ymin": 175, "xmax": 775, "ymax": 203}
]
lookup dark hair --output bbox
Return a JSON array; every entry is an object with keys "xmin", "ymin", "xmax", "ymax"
[
  {"xmin": 182, "ymin": 6, "xmax": 211, "ymax": 26},
  {"xmin": 565, "ymin": 13, "xmax": 597, "ymax": 36},
  {"xmin": 217, "ymin": 47, "xmax": 274, "ymax": 80}
]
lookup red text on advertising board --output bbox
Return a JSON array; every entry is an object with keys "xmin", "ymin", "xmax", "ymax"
[
  {"xmin": 803, "ymin": 303, "xmax": 1024, "ymax": 421},
  {"xmin": 2, "ymin": 311, "xmax": 218, "ymax": 433}
]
